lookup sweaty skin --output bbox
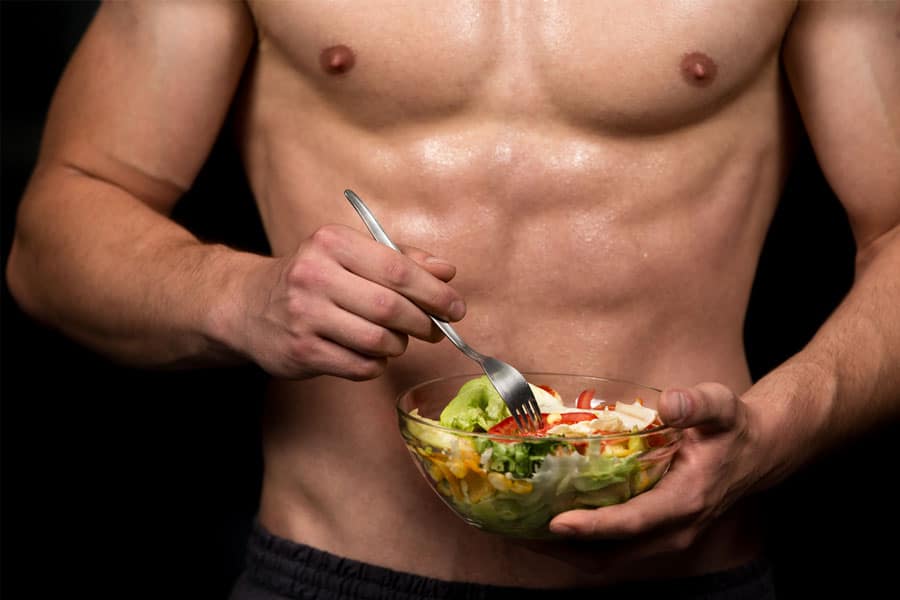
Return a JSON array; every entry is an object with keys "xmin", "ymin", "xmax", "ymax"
[
  {"xmin": 247, "ymin": 1, "xmax": 790, "ymax": 585},
  {"xmin": 6, "ymin": 0, "xmax": 900, "ymax": 592}
]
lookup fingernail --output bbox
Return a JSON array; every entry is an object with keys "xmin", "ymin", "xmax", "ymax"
[
  {"xmin": 449, "ymin": 300, "xmax": 466, "ymax": 321},
  {"xmin": 664, "ymin": 390, "xmax": 688, "ymax": 424},
  {"xmin": 425, "ymin": 256, "xmax": 452, "ymax": 265}
]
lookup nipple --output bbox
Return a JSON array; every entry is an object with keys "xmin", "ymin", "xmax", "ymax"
[
  {"xmin": 320, "ymin": 44, "xmax": 356, "ymax": 75},
  {"xmin": 680, "ymin": 51, "xmax": 717, "ymax": 87}
]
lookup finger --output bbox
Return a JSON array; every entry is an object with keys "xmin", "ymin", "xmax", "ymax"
[
  {"xmin": 314, "ymin": 225, "xmax": 466, "ymax": 321},
  {"xmin": 548, "ymin": 473, "xmax": 690, "ymax": 539},
  {"xmin": 298, "ymin": 338, "xmax": 387, "ymax": 381},
  {"xmin": 328, "ymin": 270, "xmax": 444, "ymax": 342},
  {"xmin": 277, "ymin": 288, "xmax": 411, "ymax": 359},
  {"xmin": 659, "ymin": 382, "xmax": 742, "ymax": 431},
  {"xmin": 318, "ymin": 304, "xmax": 411, "ymax": 358},
  {"xmin": 281, "ymin": 334, "xmax": 389, "ymax": 381},
  {"xmin": 399, "ymin": 245, "xmax": 457, "ymax": 283}
]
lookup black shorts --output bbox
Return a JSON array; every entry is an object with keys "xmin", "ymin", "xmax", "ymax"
[{"xmin": 229, "ymin": 521, "xmax": 776, "ymax": 600}]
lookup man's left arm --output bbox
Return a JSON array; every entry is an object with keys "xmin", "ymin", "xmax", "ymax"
[
  {"xmin": 549, "ymin": 0, "xmax": 899, "ymax": 547},
  {"xmin": 767, "ymin": 0, "xmax": 900, "ymax": 466}
]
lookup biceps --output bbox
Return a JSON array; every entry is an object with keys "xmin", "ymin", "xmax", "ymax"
[
  {"xmin": 783, "ymin": 0, "xmax": 900, "ymax": 248},
  {"xmin": 38, "ymin": 0, "xmax": 255, "ymax": 212}
]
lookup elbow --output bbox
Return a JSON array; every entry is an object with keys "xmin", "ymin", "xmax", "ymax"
[
  {"xmin": 5, "ymin": 221, "xmax": 57, "ymax": 328},
  {"xmin": 4, "ymin": 241, "xmax": 32, "ymax": 314}
]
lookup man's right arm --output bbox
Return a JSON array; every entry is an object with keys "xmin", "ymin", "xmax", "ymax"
[{"xmin": 6, "ymin": 0, "xmax": 465, "ymax": 379}]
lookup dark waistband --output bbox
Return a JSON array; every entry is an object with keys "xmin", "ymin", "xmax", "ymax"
[{"xmin": 242, "ymin": 520, "xmax": 775, "ymax": 600}]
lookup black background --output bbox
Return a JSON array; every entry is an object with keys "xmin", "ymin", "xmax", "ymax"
[{"xmin": 1, "ymin": 2, "xmax": 894, "ymax": 598}]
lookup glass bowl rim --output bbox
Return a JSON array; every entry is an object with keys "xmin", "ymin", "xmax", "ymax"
[{"xmin": 396, "ymin": 371, "xmax": 680, "ymax": 443}]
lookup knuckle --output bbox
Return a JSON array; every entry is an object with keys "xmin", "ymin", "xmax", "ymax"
[
  {"xmin": 700, "ymin": 382, "xmax": 737, "ymax": 403},
  {"xmin": 370, "ymin": 291, "xmax": 401, "ymax": 322},
  {"xmin": 383, "ymin": 258, "xmax": 412, "ymax": 287},
  {"xmin": 613, "ymin": 514, "xmax": 643, "ymax": 537},
  {"xmin": 359, "ymin": 326, "xmax": 391, "ymax": 352},
  {"xmin": 285, "ymin": 335, "xmax": 316, "ymax": 365},
  {"xmin": 357, "ymin": 326, "xmax": 407, "ymax": 358},
  {"xmin": 309, "ymin": 224, "xmax": 345, "ymax": 253},
  {"xmin": 286, "ymin": 296, "xmax": 318, "ymax": 324},
  {"xmin": 286, "ymin": 258, "xmax": 327, "ymax": 290},
  {"xmin": 694, "ymin": 382, "xmax": 740, "ymax": 425}
]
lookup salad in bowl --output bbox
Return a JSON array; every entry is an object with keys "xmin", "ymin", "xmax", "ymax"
[{"xmin": 397, "ymin": 373, "xmax": 682, "ymax": 539}]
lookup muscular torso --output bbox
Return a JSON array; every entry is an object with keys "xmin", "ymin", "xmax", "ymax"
[{"xmin": 239, "ymin": 0, "xmax": 797, "ymax": 587}]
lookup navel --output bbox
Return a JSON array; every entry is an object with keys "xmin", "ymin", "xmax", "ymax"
[
  {"xmin": 320, "ymin": 44, "xmax": 356, "ymax": 75},
  {"xmin": 680, "ymin": 51, "xmax": 718, "ymax": 87}
]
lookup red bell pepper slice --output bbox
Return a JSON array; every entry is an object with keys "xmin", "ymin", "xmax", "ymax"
[{"xmin": 488, "ymin": 411, "xmax": 598, "ymax": 437}]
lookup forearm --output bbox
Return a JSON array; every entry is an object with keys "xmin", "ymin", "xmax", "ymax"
[
  {"xmin": 748, "ymin": 225, "xmax": 900, "ymax": 486},
  {"xmin": 7, "ymin": 163, "xmax": 266, "ymax": 368}
]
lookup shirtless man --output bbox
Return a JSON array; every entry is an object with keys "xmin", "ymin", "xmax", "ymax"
[{"xmin": 6, "ymin": 0, "xmax": 899, "ymax": 597}]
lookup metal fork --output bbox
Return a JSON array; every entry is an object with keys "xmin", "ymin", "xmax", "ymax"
[{"xmin": 343, "ymin": 189, "xmax": 543, "ymax": 432}]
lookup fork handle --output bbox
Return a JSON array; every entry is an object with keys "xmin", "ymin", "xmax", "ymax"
[
  {"xmin": 344, "ymin": 189, "xmax": 403, "ymax": 252},
  {"xmin": 429, "ymin": 319, "xmax": 483, "ymax": 362},
  {"xmin": 344, "ymin": 190, "xmax": 482, "ymax": 362}
]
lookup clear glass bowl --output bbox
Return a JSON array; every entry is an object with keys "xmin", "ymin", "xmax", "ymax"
[{"xmin": 397, "ymin": 372, "xmax": 682, "ymax": 539}]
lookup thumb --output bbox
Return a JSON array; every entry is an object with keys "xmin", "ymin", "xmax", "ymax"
[{"xmin": 659, "ymin": 382, "xmax": 741, "ymax": 431}]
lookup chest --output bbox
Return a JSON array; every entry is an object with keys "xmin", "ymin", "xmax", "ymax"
[{"xmin": 248, "ymin": 0, "xmax": 795, "ymax": 132}]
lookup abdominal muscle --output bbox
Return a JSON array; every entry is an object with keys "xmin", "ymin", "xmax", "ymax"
[
  {"xmin": 241, "ymin": 49, "xmax": 790, "ymax": 587},
  {"xmin": 248, "ymin": 136, "xmax": 781, "ymax": 586}
]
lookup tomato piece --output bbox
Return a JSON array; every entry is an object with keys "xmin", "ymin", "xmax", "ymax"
[
  {"xmin": 488, "ymin": 416, "xmax": 525, "ymax": 436},
  {"xmin": 488, "ymin": 412, "xmax": 598, "ymax": 437},
  {"xmin": 576, "ymin": 388, "xmax": 595, "ymax": 409},
  {"xmin": 552, "ymin": 412, "xmax": 598, "ymax": 427}
]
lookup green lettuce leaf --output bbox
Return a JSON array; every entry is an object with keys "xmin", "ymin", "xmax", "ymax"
[{"xmin": 439, "ymin": 375, "xmax": 511, "ymax": 432}]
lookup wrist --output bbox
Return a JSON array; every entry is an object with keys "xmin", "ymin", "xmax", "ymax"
[
  {"xmin": 743, "ymin": 356, "xmax": 839, "ymax": 489},
  {"xmin": 201, "ymin": 245, "xmax": 275, "ymax": 364}
]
